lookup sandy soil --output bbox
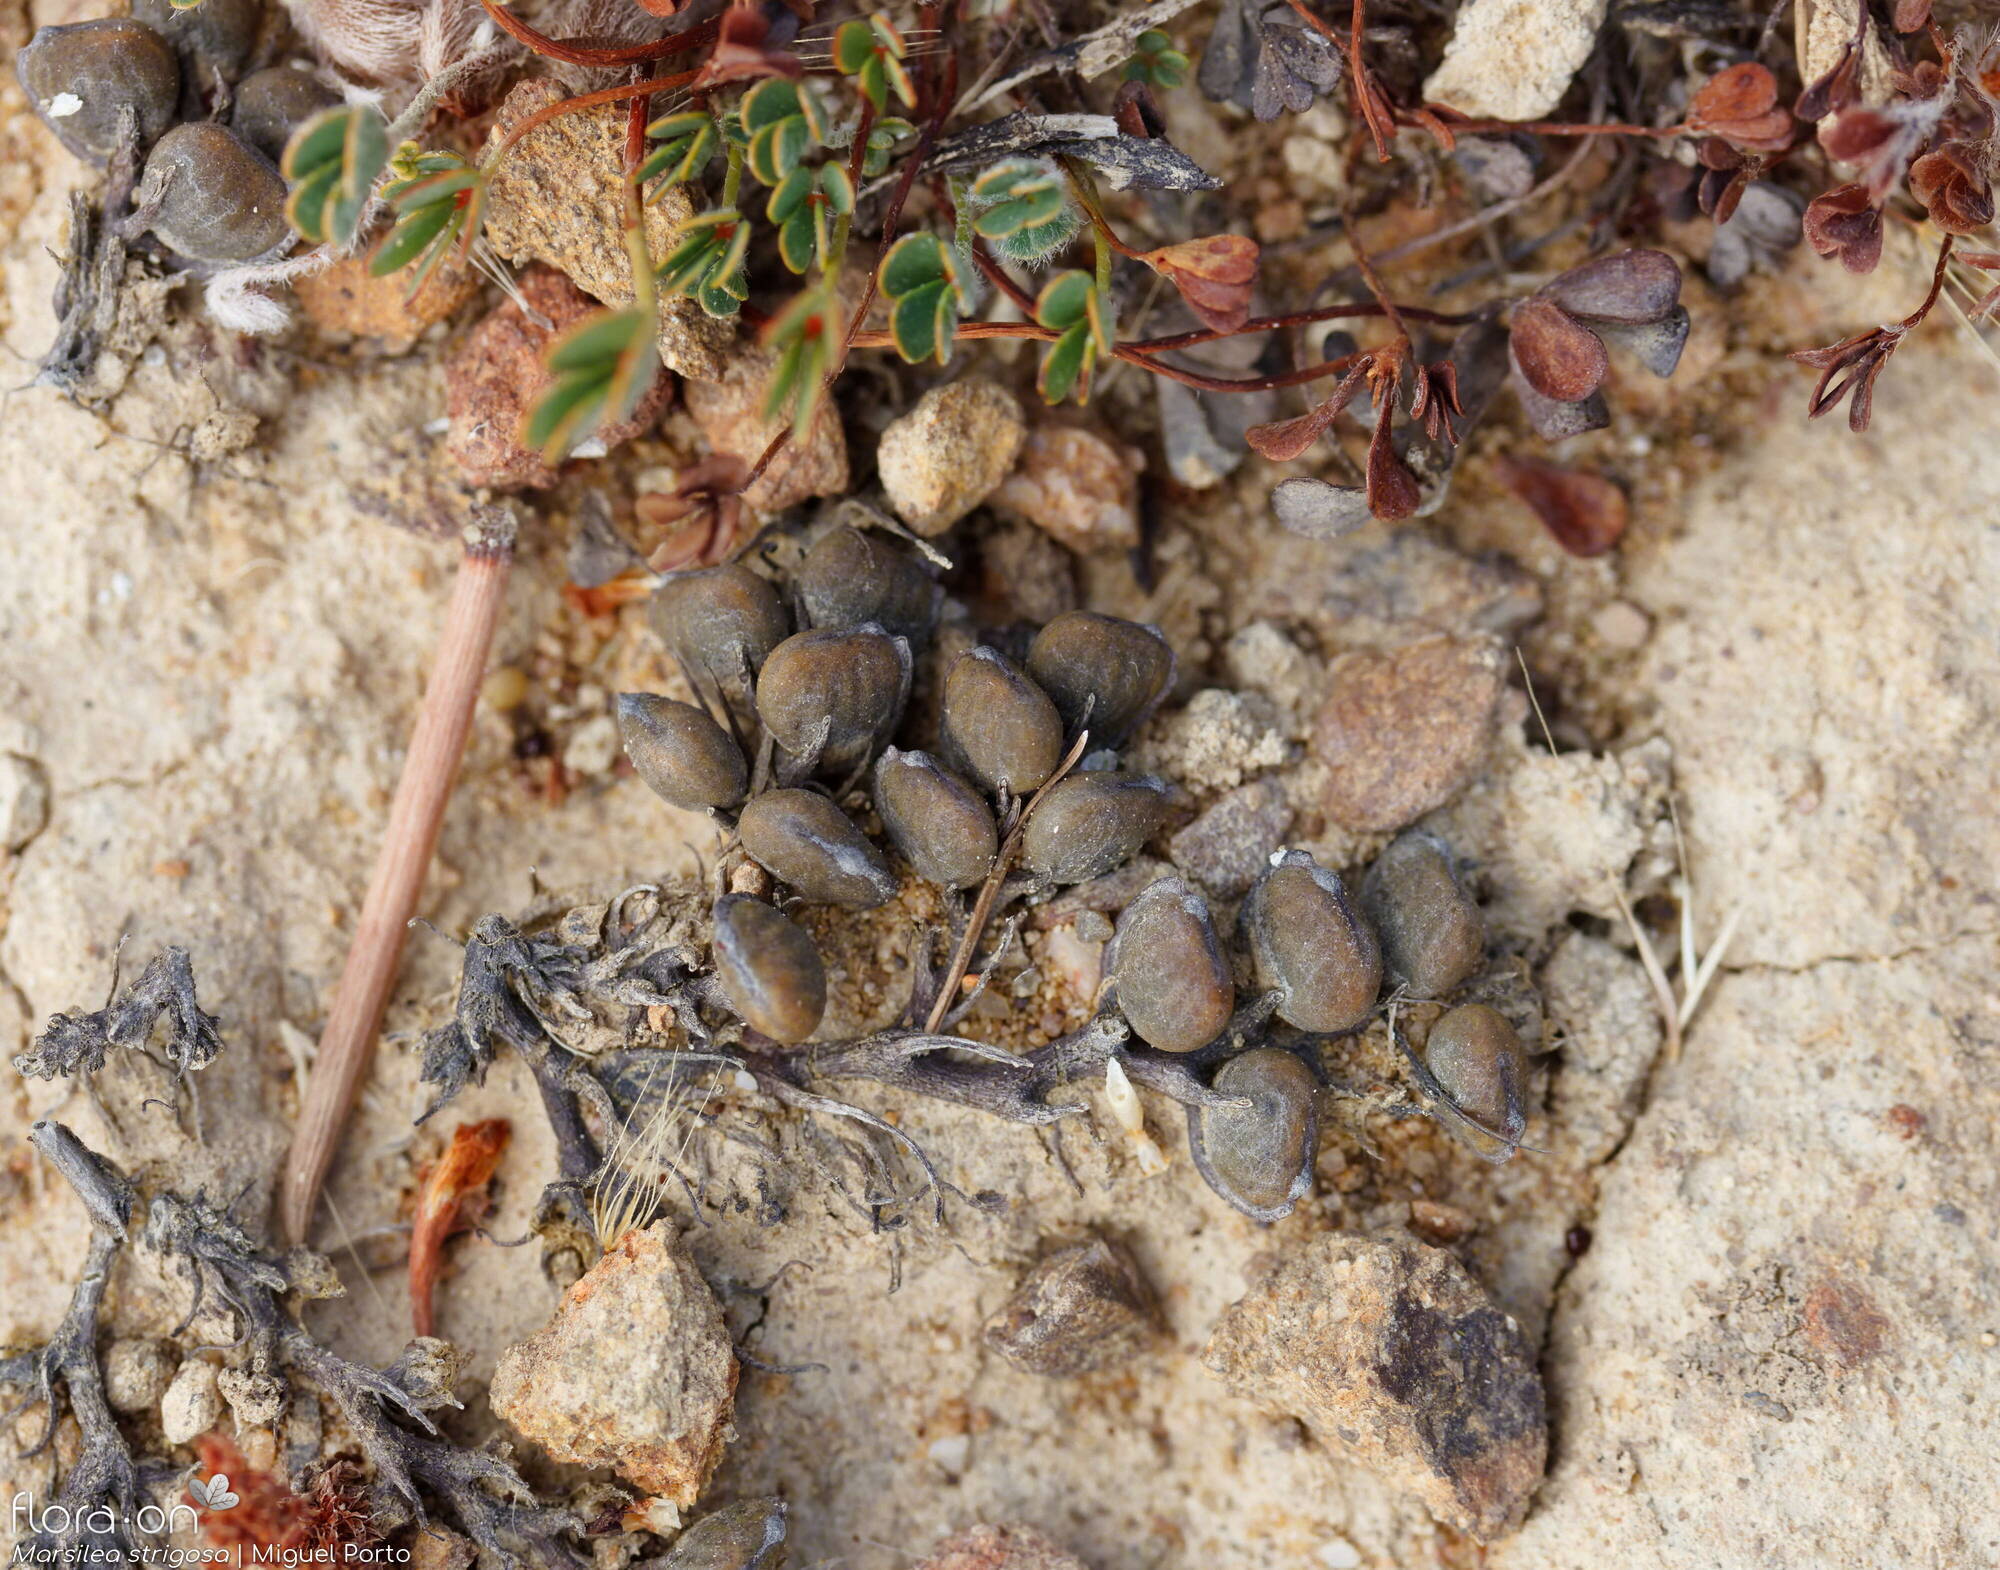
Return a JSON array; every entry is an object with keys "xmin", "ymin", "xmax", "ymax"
[{"xmin": 3, "ymin": 13, "xmax": 1998, "ymax": 1567}]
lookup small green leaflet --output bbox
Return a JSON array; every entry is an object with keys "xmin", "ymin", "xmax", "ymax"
[
  {"xmin": 522, "ymin": 305, "xmax": 658, "ymax": 463},
  {"xmin": 283, "ymin": 105, "xmax": 388, "ymax": 248}
]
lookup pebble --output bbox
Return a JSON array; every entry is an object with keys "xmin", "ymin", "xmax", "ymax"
[
  {"xmin": 1202, "ymin": 1232, "xmax": 1546, "ymax": 1541},
  {"xmin": 482, "ymin": 79, "xmax": 732, "ymax": 379},
  {"xmin": 103, "ymin": 1338, "xmax": 174, "ymax": 1415},
  {"xmin": 877, "ymin": 380, "xmax": 1026, "ymax": 536},
  {"xmin": 294, "ymin": 249, "xmax": 477, "ymax": 353},
  {"xmin": 160, "ymin": 1357, "xmax": 222, "ymax": 1445},
  {"xmin": 490, "ymin": 1222, "xmax": 737, "ymax": 1506},
  {"xmin": 562, "ymin": 713, "xmax": 621, "ymax": 778},
  {"xmin": 1423, "ymin": 0, "xmax": 1609, "ymax": 122},
  {"xmin": 1223, "ymin": 622, "xmax": 1320, "ymax": 725},
  {"xmin": 989, "ymin": 426, "xmax": 1141, "ymax": 555},
  {"xmin": 1140, "ymin": 689, "xmax": 1289, "ymax": 795},
  {"xmin": 685, "ymin": 347, "xmax": 850, "ymax": 516},
  {"xmin": 980, "ymin": 520, "xmax": 1078, "ymax": 625},
  {"xmin": 217, "ymin": 1365, "xmax": 286, "ymax": 1428},
  {"xmin": 1, "ymin": 754, "xmax": 51, "ymax": 852},
  {"xmin": 982, "ymin": 1235, "xmax": 1159, "ymax": 1377},
  {"xmin": 913, "ymin": 1524, "xmax": 1093, "ymax": 1570},
  {"xmin": 445, "ymin": 267, "xmax": 672, "ymax": 491},
  {"xmin": 1313, "ymin": 636, "xmax": 1503, "ymax": 832},
  {"xmin": 1167, "ymin": 776, "xmax": 1293, "ymax": 898}
]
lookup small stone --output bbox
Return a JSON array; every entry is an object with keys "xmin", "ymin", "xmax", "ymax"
[
  {"xmin": 103, "ymin": 1339, "xmax": 174, "ymax": 1414},
  {"xmin": 186, "ymin": 410, "xmax": 259, "ymax": 463},
  {"xmin": 1167, "ymin": 777, "xmax": 1293, "ymax": 898},
  {"xmin": 983, "ymin": 1235, "xmax": 1160, "ymax": 1376},
  {"xmin": 294, "ymin": 249, "xmax": 479, "ymax": 353},
  {"xmin": 482, "ymin": 80, "xmax": 732, "ymax": 379},
  {"xmin": 161, "ymin": 1357, "xmax": 222, "ymax": 1445},
  {"xmin": 491, "ymin": 1222, "xmax": 736, "ymax": 1506},
  {"xmin": 561, "ymin": 712, "xmax": 621, "ymax": 778},
  {"xmin": 913, "ymin": 1523, "xmax": 1092, "ymax": 1570},
  {"xmin": 388, "ymin": 1337, "xmax": 466, "ymax": 1412},
  {"xmin": 1, "ymin": 754, "xmax": 51, "ymax": 852},
  {"xmin": 1202, "ymin": 1233, "xmax": 1546, "ymax": 1541},
  {"xmin": 1140, "ymin": 689, "xmax": 1289, "ymax": 796},
  {"xmin": 446, "ymin": 267, "xmax": 673, "ymax": 491},
  {"xmin": 980, "ymin": 520, "xmax": 1077, "ymax": 625},
  {"xmin": 1222, "ymin": 622, "xmax": 1320, "ymax": 725},
  {"xmin": 989, "ymin": 426, "xmax": 1142, "ymax": 555},
  {"xmin": 878, "ymin": 380, "xmax": 1026, "ymax": 536},
  {"xmin": 408, "ymin": 1528, "xmax": 477, "ymax": 1570},
  {"xmin": 685, "ymin": 347, "xmax": 849, "ymax": 517},
  {"xmin": 1423, "ymin": 0, "xmax": 1609, "ymax": 122},
  {"xmin": 1314, "ymin": 637, "xmax": 1503, "ymax": 832},
  {"xmin": 217, "ymin": 1365, "xmax": 286, "ymax": 1428}
]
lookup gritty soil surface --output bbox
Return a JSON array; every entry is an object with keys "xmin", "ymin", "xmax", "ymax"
[{"xmin": 3, "ymin": 7, "xmax": 1999, "ymax": 1568}]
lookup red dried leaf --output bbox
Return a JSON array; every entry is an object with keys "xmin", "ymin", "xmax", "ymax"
[
  {"xmin": 1688, "ymin": 62, "xmax": 1793, "ymax": 152},
  {"xmin": 1365, "ymin": 418, "xmax": 1421, "ymax": 521},
  {"xmin": 1804, "ymin": 182, "xmax": 1883, "ymax": 274},
  {"xmin": 1891, "ymin": 0, "xmax": 1932, "ymax": 28},
  {"xmin": 409, "ymin": 1118, "xmax": 511, "ymax": 1337},
  {"xmin": 1910, "ymin": 145, "xmax": 1995, "ymax": 235},
  {"xmin": 1494, "ymin": 455, "xmax": 1629, "ymax": 557},
  {"xmin": 694, "ymin": 5, "xmax": 804, "ymax": 86},
  {"xmin": 1790, "ymin": 326, "xmax": 1897, "ymax": 433},
  {"xmin": 1245, "ymin": 362, "xmax": 1367, "ymax": 461},
  {"xmin": 1818, "ymin": 108, "xmax": 1913, "ymax": 201},
  {"xmin": 1691, "ymin": 61, "xmax": 1776, "ymax": 122},
  {"xmin": 1113, "ymin": 79, "xmax": 1164, "ymax": 139},
  {"xmin": 1508, "ymin": 298, "xmax": 1609, "ymax": 403},
  {"xmin": 1410, "ymin": 360, "xmax": 1462, "ymax": 445},
  {"xmin": 1142, "ymin": 234, "xmax": 1260, "ymax": 334}
]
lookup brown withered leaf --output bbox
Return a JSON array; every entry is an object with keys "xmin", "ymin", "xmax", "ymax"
[
  {"xmin": 1687, "ymin": 62, "xmax": 1793, "ymax": 152},
  {"xmin": 1366, "ymin": 422, "xmax": 1421, "ymax": 521},
  {"xmin": 1245, "ymin": 362, "xmax": 1367, "ymax": 461},
  {"xmin": 1142, "ymin": 234, "xmax": 1260, "ymax": 334},
  {"xmin": 693, "ymin": 6, "xmax": 804, "ymax": 86},
  {"xmin": 1803, "ymin": 183, "xmax": 1883, "ymax": 274},
  {"xmin": 1508, "ymin": 297, "xmax": 1609, "ymax": 402},
  {"xmin": 1910, "ymin": 145, "xmax": 1995, "ymax": 235},
  {"xmin": 1791, "ymin": 326, "xmax": 1899, "ymax": 433},
  {"xmin": 1542, "ymin": 249, "xmax": 1683, "ymax": 324},
  {"xmin": 1493, "ymin": 455, "xmax": 1628, "ymax": 557}
]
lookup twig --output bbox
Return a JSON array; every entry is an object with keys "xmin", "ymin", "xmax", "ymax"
[
  {"xmin": 281, "ymin": 509, "xmax": 518, "ymax": 1245},
  {"xmin": 923, "ymin": 729, "xmax": 1089, "ymax": 1032}
]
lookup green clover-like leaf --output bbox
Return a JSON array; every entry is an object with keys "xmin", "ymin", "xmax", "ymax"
[
  {"xmin": 657, "ymin": 208, "xmax": 752, "ymax": 318},
  {"xmin": 969, "ymin": 157, "xmax": 1080, "ymax": 267},
  {"xmin": 741, "ymin": 78, "xmax": 828, "ymax": 186},
  {"xmin": 1123, "ymin": 29, "xmax": 1189, "ymax": 89},
  {"xmin": 639, "ymin": 109, "xmax": 719, "ymax": 193},
  {"xmin": 861, "ymin": 116, "xmax": 915, "ymax": 178},
  {"xmin": 834, "ymin": 13, "xmax": 916, "ymax": 113},
  {"xmin": 1033, "ymin": 269, "xmax": 1108, "ymax": 405},
  {"xmin": 523, "ymin": 305, "xmax": 658, "ymax": 463},
  {"xmin": 370, "ymin": 146, "xmax": 485, "ymax": 292},
  {"xmin": 282, "ymin": 105, "xmax": 388, "ymax": 248},
  {"xmin": 879, "ymin": 231, "xmax": 967, "ymax": 365},
  {"xmin": 760, "ymin": 283, "xmax": 840, "ymax": 432},
  {"xmin": 768, "ymin": 163, "xmax": 855, "ymax": 274}
]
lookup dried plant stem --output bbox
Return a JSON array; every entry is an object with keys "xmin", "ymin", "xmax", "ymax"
[
  {"xmin": 923, "ymin": 730, "xmax": 1090, "ymax": 1032},
  {"xmin": 281, "ymin": 516, "xmax": 517, "ymax": 1245}
]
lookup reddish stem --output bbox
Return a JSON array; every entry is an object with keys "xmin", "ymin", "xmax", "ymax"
[
  {"xmin": 491, "ymin": 70, "xmax": 704, "ymax": 164},
  {"xmin": 475, "ymin": 0, "xmax": 718, "ymax": 67}
]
